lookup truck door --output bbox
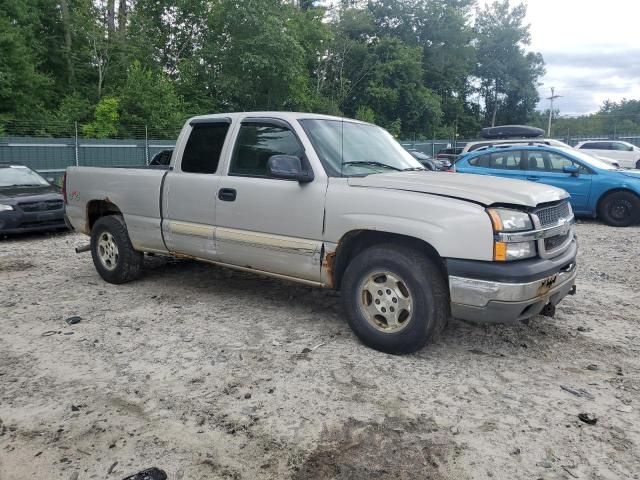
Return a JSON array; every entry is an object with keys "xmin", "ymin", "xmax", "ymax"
[
  {"xmin": 162, "ymin": 119, "xmax": 232, "ymax": 259},
  {"xmin": 214, "ymin": 118, "xmax": 327, "ymax": 283}
]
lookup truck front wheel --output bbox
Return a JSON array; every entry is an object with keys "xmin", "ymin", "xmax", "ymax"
[
  {"xmin": 90, "ymin": 215, "xmax": 143, "ymax": 284},
  {"xmin": 341, "ymin": 244, "xmax": 449, "ymax": 354}
]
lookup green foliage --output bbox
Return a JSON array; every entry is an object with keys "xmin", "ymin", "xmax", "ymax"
[
  {"xmin": 474, "ymin": 0, "xmax": 545, "ymax": 127},
  {"xmin": 117, "ymin": 62, "xmax": 185, "ymax": 136},
  {"xmin": 355, "ymin": 106, "xmax": 376, "ymax": 123},
  {"xmin": 0, "ymin": 0, "xmax": 566, "ymax": 140},
  {"xmin": 82, "ymin": 97, "xmax": 120, "ymax": 138}
]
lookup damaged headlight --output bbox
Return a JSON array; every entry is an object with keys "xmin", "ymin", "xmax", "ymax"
[
  {"xmin": 487, "ymin": 208, "xmax": 536, "ymax": 261},
  {"xmin": 487, "ymin": 208, "xmax": 533, "ymax": 232}
]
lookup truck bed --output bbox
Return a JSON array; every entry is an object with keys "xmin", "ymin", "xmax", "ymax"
[{"xmin": 65, "ymin": 166, "xmax": 168, "ymax": 253}]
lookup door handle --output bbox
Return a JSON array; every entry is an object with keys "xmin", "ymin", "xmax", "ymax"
[
  {"xmin": 526, "ymin": 176, "xmax": 540, "ymax": 181},
  {"xmin": 218, "ymin": 188, "xmax": 237, "ymax": 202}
]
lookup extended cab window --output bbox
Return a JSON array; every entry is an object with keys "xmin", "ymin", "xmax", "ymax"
[
  {"xmin": 181, "ymin": 122, "xmax": 230, "ymax": 174},
  {"xmin": 230, "ymin": 123, "xmax": 303, "ymax": 177}
]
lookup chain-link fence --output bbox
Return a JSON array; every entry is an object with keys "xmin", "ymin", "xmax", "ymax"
[
  {"xmin": 2, "ymin": 118, "xmax": 639, "ymax": 181},
  {"xmin": 0, "ymin": 120, "xmax": 179, "ymax": 182}
]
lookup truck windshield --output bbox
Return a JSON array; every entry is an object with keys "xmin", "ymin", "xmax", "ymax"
[
  {"xmin": 299, "ymin": 119, "xmax": 424, "ymax": 176},
  {"xmin": 0, "ymin": 166, "xmax": 50, "ymax": 187}
]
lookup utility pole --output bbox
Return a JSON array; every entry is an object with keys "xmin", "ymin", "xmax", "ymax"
[{"xmin": 546, "ymin": 87, "xmax": 562, "ymax": 137}]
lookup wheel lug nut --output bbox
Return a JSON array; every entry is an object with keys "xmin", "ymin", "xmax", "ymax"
[
  {"xmin": 386, "ymin": 289, "xmax": 391, "ymax": 294},
  {"xmin": 378, "ymin": 290, "xmax": 383, "ymax": 295},
  {"xmin": 381, "ymin": 308, "xmax": 386, "ymax": 313}
]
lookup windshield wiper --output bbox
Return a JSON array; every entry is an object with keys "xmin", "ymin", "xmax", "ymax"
[
  {"xmin": 402, "ymin": 167, "xmax": 426, "ymax": 171},
  {"xmin": 9, "ymin": 183, "xmax": 42, "ymax": 187},
  {"xmin": 342, "ymin": 161, "xmax": 401, "ymax": 171}
]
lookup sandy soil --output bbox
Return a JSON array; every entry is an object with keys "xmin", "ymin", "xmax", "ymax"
[{"xmin": 1, "ymin": 221, "xmax": 639, "ymax": 480}]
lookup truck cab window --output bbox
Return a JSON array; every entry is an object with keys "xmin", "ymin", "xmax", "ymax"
[
  {"xmin": 181, "ymin": 123, "xmax": 230, "ymax": 174},
  {"xmin": 229, "ymin": 123, "xmax": 303, "ymax": 177}
]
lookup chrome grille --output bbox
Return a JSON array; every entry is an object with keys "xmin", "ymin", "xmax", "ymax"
[
  {"xmin": 535, "ymin": 201, "xmax": 571, "ymax": 227},
  {"xmin": 544, "ymin": 232, "xmax": 570, "ymax": 251},
  {"xmin": 19, "ymin": 200, "xmax": 64, "ymax": 212}
]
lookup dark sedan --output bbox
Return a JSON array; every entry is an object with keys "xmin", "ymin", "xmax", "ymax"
[
  {"xmin": 0, "ymin": 163, "xmax": 67, "ymax": 234},
  {"xmin": 407, "ymin": 150, "xmax": 451, "ymax": 171}
]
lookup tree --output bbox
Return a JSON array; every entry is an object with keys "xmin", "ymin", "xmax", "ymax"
[
  {"xmin": 474, "ymin": 0, "xmax": 544, "ymax": 126},
  {"xmin": 0, "ymin": 0, "xmax": 53, "ymax": 122},
  {"xmin": 202, "ymin": 0, "xmax": 311, "ymax": 111},
  {"xmin": 82, "ymin": 96, "xmax": 119, "ymax": 138},
  {"xmin": 117, "ymin": 62, "xmax": 185, "ymax": 137}
]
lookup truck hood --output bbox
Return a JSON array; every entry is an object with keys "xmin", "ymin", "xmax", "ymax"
[{"xmin": 348, "ymin": 172, "xmax": 568, "ymax": 208}]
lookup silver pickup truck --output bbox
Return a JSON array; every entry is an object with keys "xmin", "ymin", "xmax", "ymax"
[{"xmin": 64, "ymin": 112, "xmax": 578, "ymax": 353}]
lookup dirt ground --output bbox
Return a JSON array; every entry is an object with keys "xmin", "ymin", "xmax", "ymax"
[{"xmin": 1, "ymin": 221, "xmax": 639, "ymax": 480}]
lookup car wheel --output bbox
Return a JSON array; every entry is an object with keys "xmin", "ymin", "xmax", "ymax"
[
  {"xmin": 90, "ymin": 215, "xmax": 143, "ymax": 284},
  {"xmin": 341, "ymin": 243, "xmax": 449, "ymax": 354},
  {"xmin": 635, "ymin": 159, "xmax": 640, "ymax": 170},
  {"xmin": 597, "ymin": 191, "xmax": 640, "ymax": 227}
]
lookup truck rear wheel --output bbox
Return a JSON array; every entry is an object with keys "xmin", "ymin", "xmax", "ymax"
[
  {"xmin": 341, "ymin": 243, "xmax": 449, "ymax": 354},
  {"xmin": 90, "ymin": 215, "xmax": 143, "ymax": 284}
]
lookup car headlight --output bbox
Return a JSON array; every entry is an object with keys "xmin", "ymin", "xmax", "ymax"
[
  {"xmin": 487, "ymin": 208, "xmax": 536, "ymax": 261},
  {"xmin": 0, "ymin": 204, "xmax": 15, "ymax": 212},
  {"xmin": 487, "ymin": 208, "xmax": 533, "ymax": 231}
]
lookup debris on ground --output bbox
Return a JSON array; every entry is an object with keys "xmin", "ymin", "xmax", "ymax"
[
  {"xmin": 578, "ymin": 413, "xmax": 598, "ymax": 425},
  {"xmin": 121, "ymin": 467, "xmax": 167, "ymax": 480},
  {"xmin": 65, "ymin": 316, "xmax": 82, "ymax": 325},
  {"xmin": 560, "ymin": 385, "xmax": 595, "ymax": 400}
]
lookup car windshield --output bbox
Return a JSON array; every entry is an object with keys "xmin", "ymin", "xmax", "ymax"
[
  {"xmin": 557, "ymin": 148, "xmax": 617, "ymax": 170},
  {"xmin": 0, "ymin": 166, "xmax": 50, "ymax": 187},
  {"xmin": 299, "ymin": 119, "xmax": 423, "ymax": 176}
]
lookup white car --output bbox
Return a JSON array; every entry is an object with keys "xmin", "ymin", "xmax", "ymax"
[{"xmin": 575, "ymin": 140, "xmax": 640, "ymax": 169}]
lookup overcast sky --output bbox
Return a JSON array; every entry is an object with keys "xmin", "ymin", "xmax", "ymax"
[{"xmin": 501, "ymin": 0, "xmax": 640, "ymax": 115}]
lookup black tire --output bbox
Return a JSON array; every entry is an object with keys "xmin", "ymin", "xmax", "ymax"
[
  {"xmin": 90, "ymin": 215, "xmax": 143, "ymax": 284},
  {"xmin": 597, "ymin": 191, "xmax": 640, "ymax": 227},
  {"xmin": 341, "ymin": 243, "xmax": 449, "ymax": 354},
  {"xmin": 635, "ymin": 159, "xmax": 640, "ymax": 170}
]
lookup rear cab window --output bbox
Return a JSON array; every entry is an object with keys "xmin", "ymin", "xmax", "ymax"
[{"xmin": 181, "ymin": 121, "xmax": 231, "ymax": 174}]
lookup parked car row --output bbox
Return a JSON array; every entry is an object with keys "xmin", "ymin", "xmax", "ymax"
[
  {"xmin": 452, "ymin": 144, "xmax": 640, "ymax": 226},
  {"xmin": 575, "ymin": 140, "xmax": 640, "ymax": 169}
]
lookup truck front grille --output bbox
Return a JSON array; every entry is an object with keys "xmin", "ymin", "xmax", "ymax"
[
  {"xmin": 544, "ymin": 231, "xmax": 571, "ymax": 251},
  {"xmin": 536, "ymin": 201, "xmax": 572, "ymax": 227},
  {"xmin": 533, "ymin": 200, "xmax": 574, "ymax": 258},
  {"xmin": 19, "ymin": 200, "xmax": 64, "ymax": 212}
]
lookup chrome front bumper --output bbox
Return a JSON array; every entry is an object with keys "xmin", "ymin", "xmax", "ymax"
[{"xmin": 449, "ymin": 260, "xmax": 578, "ymax": 323}]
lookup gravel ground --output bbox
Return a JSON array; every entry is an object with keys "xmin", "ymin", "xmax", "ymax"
[{"xmin": 1, "ymin": 221, "xmax": 639, "ymax": 480}]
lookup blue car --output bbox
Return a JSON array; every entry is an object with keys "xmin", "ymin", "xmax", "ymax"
[{"xmin": 453, "ymin": 145, "xmax": 640, "ymax": 227}]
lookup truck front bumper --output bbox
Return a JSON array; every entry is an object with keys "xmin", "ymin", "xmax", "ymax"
[{"xmin": 447, "ymin": 239, "xmax": 578, "ymax": 323}]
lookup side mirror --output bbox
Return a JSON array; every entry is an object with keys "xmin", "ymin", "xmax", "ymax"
[
  {"xmin": 46, "ymin": 177, "xmax": 55, "ymax": 183},
  {"xmin": 563, "ymin": 165, "xmax": 579, "ymax": 176},
  {"xmin": 267, "ymin": 155, "xmax": 314, "ymax": 183}
]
